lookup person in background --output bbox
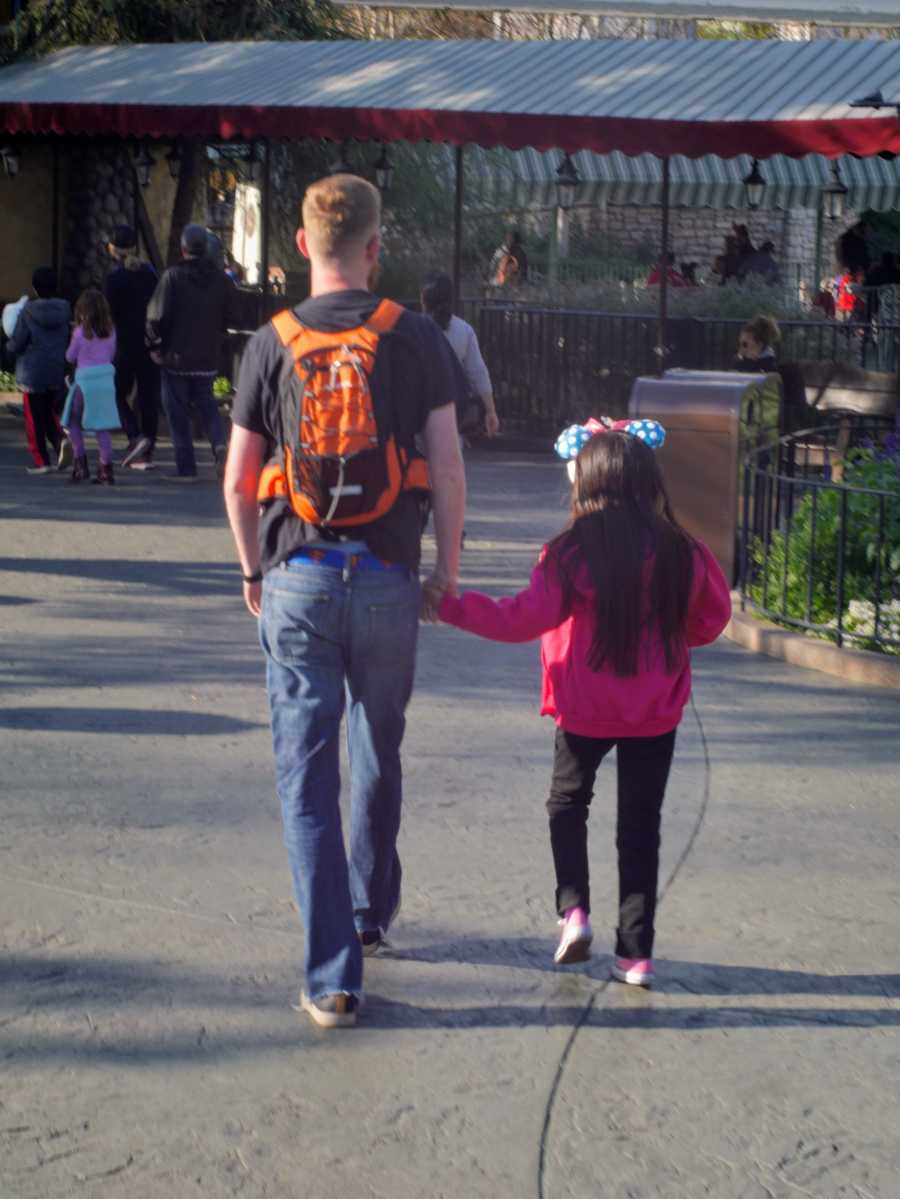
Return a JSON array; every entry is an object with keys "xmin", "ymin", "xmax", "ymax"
[
  {"xmin": 420, "ymin": 272, "xmax": 500, "ymax": 438},
  {"xmin": 104, "ymin": 225, "xmax": 159, "ymax": 469},
  {"xmin": 490, "ymin": 230, "xmax": 528, "ymax": 287},
  {"xmin": 146, "ymin": 223, "xmax": 239, "ymax": 482},
  {"xmin": 646, "ymin": 252, "xmax": 687, "ymax": 288},
  {"xmin": 739, "ymin": 240, "xmax": 780, "ymax": 285},
  {"xmin": 734, "ymin": 314, "xmax": 780, "ymax": 372},
  {"xmin": 435, "ymin": 421, "xmax": 731, "ymax": 982},
  {"xmin": 62, "ymin": 288, "xmax": 120, "ymax": 485},
  {"xmin": 812, "ymin": 278, "xmax": 837, "ymax": 320},
  {"xmin": 7, "ymin": 266, "xmax": 70, "ymax": 475}
]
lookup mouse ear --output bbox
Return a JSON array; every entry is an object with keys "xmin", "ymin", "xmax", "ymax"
[
  {"xmin": 622, "ymin": 418, "xmax": 666, "ymax": 449},
  {"xmin": 554, "ymin": 424, "xmax": 591, "ymax": 461}
]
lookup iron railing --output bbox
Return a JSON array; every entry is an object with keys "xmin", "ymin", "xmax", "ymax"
[{"xmin": 738, "ymin": 419, "xmax": 899, "ymax": 655}]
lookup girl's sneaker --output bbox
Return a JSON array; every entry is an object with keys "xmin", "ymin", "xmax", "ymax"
[
  {"xmin": 612, "ymin": 957, "xmax": 654, "ymax": 987},
  {"xmin": 554, "ymin": 908, "xmax": 593, "ymax": 965}
]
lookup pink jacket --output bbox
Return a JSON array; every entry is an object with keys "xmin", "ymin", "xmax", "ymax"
[{"xmin": 439, "ymin": 539, "xmax": 731, "ymax": 739}]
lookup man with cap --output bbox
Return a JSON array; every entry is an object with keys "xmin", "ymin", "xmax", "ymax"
[
  {"xmin": 146, "ymin": 223, "xmax": 239, "ymax": 481},
  {"xmin": 104, "ymin": 225, "xmax": 160, "ymax": 469}
]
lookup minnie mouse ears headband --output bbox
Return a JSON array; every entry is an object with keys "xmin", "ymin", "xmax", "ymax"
[{"xmin": 554, "ymin": 415, "xmax": 666, "ymax": 461}]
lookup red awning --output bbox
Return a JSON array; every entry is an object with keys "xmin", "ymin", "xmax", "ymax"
[{"xmin": 2, "ymin": 40, "xmax": 900, "ymax": 159}]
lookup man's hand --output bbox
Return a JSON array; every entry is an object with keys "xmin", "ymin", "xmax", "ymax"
[
  {"xmin": 421, "ymin": 570, "xmax": 457, "ymax": 623},
  {"xmin": 243, "ymin": 579, "xmax": 262, "ymax": 617},
  {"xmin": 484, "ymin": 407, "xmax": 500, "ymax": 437}
]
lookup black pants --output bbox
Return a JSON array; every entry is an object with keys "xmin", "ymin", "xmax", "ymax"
[
  {"xmin": 26, "ymin": 389, "xmax": 62, "ymax": 466},
  {"xmin": 547, "ymin": 726, "xmax": 676, "ymax": 960},
  {"xmin": 115, "ymin": 359, "xmax": 160, "ymax": 447}
]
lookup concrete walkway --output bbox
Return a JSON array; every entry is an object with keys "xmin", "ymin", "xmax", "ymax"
[{"xmin": 1, "ymin": 417, "xmax": 898, "ymax": 1199}]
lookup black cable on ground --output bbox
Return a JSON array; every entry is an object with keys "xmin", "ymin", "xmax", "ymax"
[{"xmin": 536, "ymin": 694, "xmax": 712, "ymax": 1199}]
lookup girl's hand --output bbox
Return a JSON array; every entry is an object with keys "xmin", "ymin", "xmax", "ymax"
[
  {"xmin": 243, "ymin": 580, "xmax": 262, "ymax": 617},
  {"xmin": 421, "ymin": 571, "xmax": 457, "ymax": 622}
]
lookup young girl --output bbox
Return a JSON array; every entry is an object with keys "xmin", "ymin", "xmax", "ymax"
[
  {"xmin": 437, "ymin": 420, "xmax": 731, "ymax": 985},
  {"xmin": 734, "ymin": 314, "xmax": 780, "ymax": 373},
  {"xmin": 63, "ymin": 289, "xmax": 120, "ymax": 484}
]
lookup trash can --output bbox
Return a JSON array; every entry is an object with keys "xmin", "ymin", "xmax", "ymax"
[{"xmin": 629, "ymin": 370, "xmax": 782, "ymax": 584}]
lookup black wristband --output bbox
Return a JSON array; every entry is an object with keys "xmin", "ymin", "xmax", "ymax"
[{"xmin": 242, "ymin": 569, "xmax": 263, "ymax": 584}]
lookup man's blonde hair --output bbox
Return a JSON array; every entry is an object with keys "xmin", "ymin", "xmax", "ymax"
[{"xmin": 301, "ymin": 174, "xmax": 381, "ymax": 260}]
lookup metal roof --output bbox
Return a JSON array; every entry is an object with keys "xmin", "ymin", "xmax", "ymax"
[
  {"xmin": 2, "ymin": 39, "xmax": 900, "ymax": 158},
  {"xmin": 339, "ymin": 1, "xmax": 900, "ymax": 24},
  {"xmin": 469, "ymin": 146, "xmax": 900, "ymax": 210}
]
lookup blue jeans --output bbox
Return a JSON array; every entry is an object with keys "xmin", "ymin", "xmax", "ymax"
[
  {"xmin": 259, "ymin": 555, "xmax": 421, "ymax": 1000},
  {"xmin": 160, "ymin": 371, "xmax": 225, "ymax": 476}
]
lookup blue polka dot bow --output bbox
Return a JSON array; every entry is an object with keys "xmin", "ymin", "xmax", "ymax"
[{"xmin": 554, "ymin": 416, "xmax": 666, "ymax": 460}]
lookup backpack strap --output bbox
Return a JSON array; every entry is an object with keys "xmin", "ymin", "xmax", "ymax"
[
  {"xmin": 271, "ymin": 308, "xmax": 302, "ymax": 348},
  {"xmin": 364, "ymin": 298, "xmax": 404, "ymax": 336}
]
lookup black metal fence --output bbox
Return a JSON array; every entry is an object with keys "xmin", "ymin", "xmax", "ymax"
[{"xmin": 738, "ymin": 419, "xmax": 900, "ymax": 655}]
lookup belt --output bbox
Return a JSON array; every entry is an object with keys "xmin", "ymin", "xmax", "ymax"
[{"xmin": 285, "ymin": 546, "xmax": 405, "ymax": 573}]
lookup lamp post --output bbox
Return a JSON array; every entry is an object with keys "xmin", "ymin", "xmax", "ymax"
[
  {"xmin": 373, "ymin": 145, "xmax": 393, "ymax": 193},
  {"xmin": 742, "ymin": 157, "xmax": 766, "ymax": 210}
]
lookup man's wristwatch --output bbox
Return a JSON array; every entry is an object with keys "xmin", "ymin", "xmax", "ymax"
[{"xmin": 242, "ymin": 569, "xmax": 263, "ymax": 584}]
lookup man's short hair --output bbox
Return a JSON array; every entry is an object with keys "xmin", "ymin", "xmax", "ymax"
[{"xmin": 302, "ymin": 174, "xmax": 381, "ymax": 260}]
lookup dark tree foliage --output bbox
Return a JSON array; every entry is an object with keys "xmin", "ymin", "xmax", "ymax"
[{"xmin": 6, "ymin": 0, "xmax": 343, "ymax": 59}]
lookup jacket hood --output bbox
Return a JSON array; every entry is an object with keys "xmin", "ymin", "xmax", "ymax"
[
  {"xmin": 178, "ymin": 256, "xmax": 219, "ymax": 290},
  {"xmin": 26, "ymin": 298, "xmax": 70, "ymax": 329}
]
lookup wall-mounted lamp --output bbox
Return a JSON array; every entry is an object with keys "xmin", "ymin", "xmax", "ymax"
[
  {"xmin": 555, "ymin": 153, "xmax": 580, "ymax": 211},
  {"xmin": 373, "ymin": 145, "xmax": 393, "ymax": 192},
  {"xmin": 134, "ymin": 142, "xmax": 156, "ymax": 188},
  {"xmin": 165, "ymin": 142, "xmax": 181, "ymax": 182},
  {"xmin": 823, "ymin": 160, "xmax": 849, "ymax": 221},
  {"xmin": 742, "ymin": 158, "xmax": 766, "ymax": 210},
  {"xmin": 0, "ymin": 145, "xmax": 20, "ymax": 178}
]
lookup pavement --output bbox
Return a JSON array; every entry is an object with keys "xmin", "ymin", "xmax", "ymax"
[{"xmin": 0, "ymin": 416, "xmax": 898, "ymax": 1199}]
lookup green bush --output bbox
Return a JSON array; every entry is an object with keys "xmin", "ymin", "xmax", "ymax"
[
  {"xmin": 0, "ymin": 370, "xmax": 17, "ymax": 391},
  {"xmin": 213, "ymin": 376, "xmax": 233, "ymax": 399},
  {"xmin": 750, "ymin": 444, "xmax": 900, "ymax": 653}
]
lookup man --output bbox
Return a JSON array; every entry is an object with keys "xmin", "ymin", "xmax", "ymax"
[
  {"xmin": 224, "ymin": 174, "xmax": 466, "ymax": 1029},
  {"xmin": 104, "ymin": 225, "xmax": 160, "ymax": 469},
  {"xmin": 146, "ymin": 223, "xmax": 238, "ymax": 481}
]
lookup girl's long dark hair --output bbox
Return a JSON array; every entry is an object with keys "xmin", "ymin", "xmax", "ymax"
[
  {"xmin": 547, "ymin": 431, "xmax": 695, "ymax": 677},
  {"xmin": 420, "ymin": 271, "xmax": 453, "ymax": 331},
  {"xmin": 74, "ymin": 288, "xmax": 113, "ymax": 340}
]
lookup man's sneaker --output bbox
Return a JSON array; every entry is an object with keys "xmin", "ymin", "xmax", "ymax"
[
  {"xmin": 56, "ymin": 437, "xmax": 73, "ymax": 470},
  {"xmin": 299, "ymin": 991, "xmax": 359, "ymax": 1029},
  {"xmin": 359, "ymin": 930, "xmax": 387, "ymax": 958},
  {"xmin": 554, "ymin": 910, "xmax": 593, "ymax": 965},
  {"xmin": 26, "ymin": 463, "xmax": 54, "ymax": 475},
  {"xmin": 162, "ymin": 472, "xmax": 199, "ymax": 484},
  {"xmin": 122, "ymin": 436, "xmax": 152, "ymax": 467},
  {"xmin": 612, "ymin": 957, "xmax": 654, "ymax": 987},
  {"xmin": 129, "ymin": 458, "xmax": 156, "ymax": 471}
]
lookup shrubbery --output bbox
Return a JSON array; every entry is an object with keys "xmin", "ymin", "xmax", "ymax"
[{"xmin": 750, "ymin": 438, "xmax": 900, "ymax": 654}]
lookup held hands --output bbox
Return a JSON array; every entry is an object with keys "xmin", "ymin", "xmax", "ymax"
[{"xmin": 420, "ymin": 570, "xmax": 457, "ymax": 623}]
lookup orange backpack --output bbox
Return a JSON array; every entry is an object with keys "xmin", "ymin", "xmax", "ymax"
[{"xmin": 257, "ymin": 299, "xmax": 429, "ymax": 527}]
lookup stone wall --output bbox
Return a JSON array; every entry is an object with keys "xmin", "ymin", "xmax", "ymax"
[
  {"xmin": 583, "ymin": 203, "xmax": 859, "ymax": 282},
  {"xmin": 60, "ymin": 140, "xmax": 137, "ymax": 298}
]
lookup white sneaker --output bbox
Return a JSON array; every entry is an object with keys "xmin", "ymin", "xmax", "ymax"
[
  {"xmin": 554, "ymin": 913, "xmax": 593, "ymax": 965},
  {"xmin": 26, "ymin": 463, "xmax": 55, "ymax": 475}
]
